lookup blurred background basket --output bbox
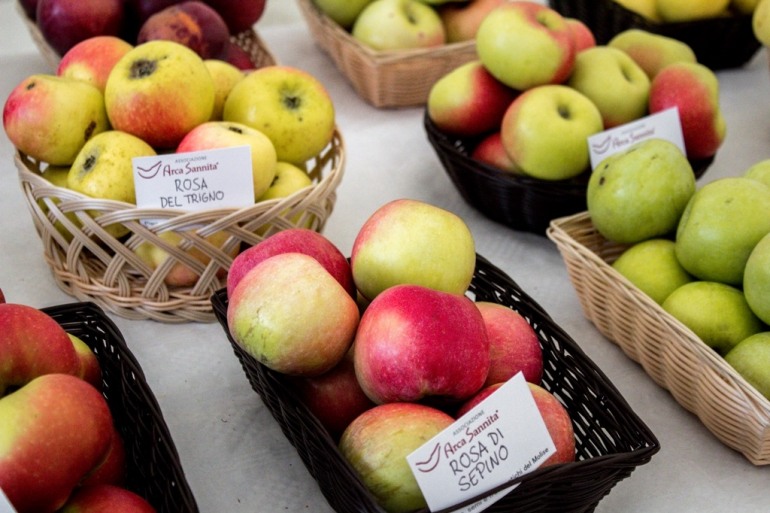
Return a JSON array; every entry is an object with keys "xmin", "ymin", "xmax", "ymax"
[
  {"xmin": 424, "ymin": 113, "xmax": 713, "ymax": 236},
  {"xmin": 211, "ymin": 253, "xmax": 660, "ymax": 513},
  {"xmin": 44, "ymin": 301, "xmax": 199, "ymax": 512},
  {"xmin": 547, "ymin": 211, "xmax": 770, "ymax": 466},
  {"xmin": 548, "ymin": 0, "xmax": 761, "ymax": 70},
  {"xmin": 296, "ymin": 0, "xmax": 477, "ymax": 108},
  {"xmin": 15, "ymin": 130, "xmax": 345, "ymax": 323}
]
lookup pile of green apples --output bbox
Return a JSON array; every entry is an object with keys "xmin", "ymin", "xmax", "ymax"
[
  {"xmin": 613, "ymin": 0, "xmax": 759, "ymax": 23},
  {"xmin": 0, "ymin": 292, "xmax": 157, "ymax": 513}
]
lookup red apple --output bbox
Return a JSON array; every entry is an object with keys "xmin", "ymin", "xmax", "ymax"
[
  {"xmin": 203, "ymin": 0, "xmax": 267, "ymax": 34},
  {"xmin": 57, "ymin": 36, "xmax": 134, "ymax": 93},
  {"xmin": 79, "ymin": 427, "xmax": 127, "ymax": 488},
  {"xmin": 124, "ymin": 0, "xmax": 181, "ymax": 24},
  {"xmin": 438, "ymin": 0, "xmax": 508, "ymax": 43},
  {"xmin": 19, "ymin": 0, "xmax": 39, "ymax": 20},
  {"xmin": 353, "ymin": 284, "xmax": 490, "ymax": 405},
  {"xmin": 59, "ymin": 484, "xmax": 156, "ymax": 513},
  {"xmin": 222, "ymin": 40, "xmax": 256, "ymax": 70},
  {"xmin": 36, "ymin": 0, "xmax": 125, "ymax": 56},
  {"xmin": 471, "ymin": 131, "xmax": 522, "ymax": 174},
  {"xmin": 565, "ymin": 17, "xmax": 596, "ymax": 52}
]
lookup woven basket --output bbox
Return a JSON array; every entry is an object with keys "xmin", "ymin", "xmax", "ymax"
[
  {"xmin": 211, "ymin": 254, "xmax": 660, "ymax": 513},
  {"xmin": 43, "ymin": 301, "xmax": 199, "ymax": 512},
  {"xmin": 548, "ymin": 0, "xmax": 760, "ymax": 70},
  {"xmin": 296, "ymin": 0, "xmax": 478, "ymax": 108},
  {"xmin": 424, "ymin": 113, "xmax": 713, "ymax": 236},
  {"xmin": 547, "ymin": 211, "xmax": 770, "ymax": 465},
  {"xmin": 15, "ymin": 131, "xmax": 345, "ymax": 323}
]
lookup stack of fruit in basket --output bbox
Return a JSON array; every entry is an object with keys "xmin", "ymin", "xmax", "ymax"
[
  {"xmin": 426, "ymin": 1, "xmax": 725, "ymax": 183},
  {"xmin": 0, "ymin": 292, "xmax": 157, "ymax": 513},
  {"xmin": 613, "ymin": 0, "xmax": 759, "ymax": 23}
]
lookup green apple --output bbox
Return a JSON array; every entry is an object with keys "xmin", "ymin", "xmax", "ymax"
[
  {"xmin": 588, "ymin": 138, "xmax": 695, "ymax": 244},
  {"xmin": 657, "ymin": 0, "xmax": 730, "ymax": 21},
  {"xmin": 613, "ymin": 0, "xmax": 661, "ymax": 20},
  {"xmin": 500, "ymin": 84, "xmax": 603, "ymax": 181},
  {"xmin": 611, "ymin": 238, "xmax": 694, "ymax": 305},
  {"xmin": 256, "ymin": 162, "xmax": 314, "ymax": 234},
  {"xmin": 725, "ymin": 332, "xmax": 770, "ymax": 400},
  {"xmin": 744, "ymin": 158, "xmax": 770, "ymax": 188},
  {"xmin": 204, "ymin": 59, "xmax": 245, "ymax": 121},
  {"xmin": 567, "ymin": 46, "xmax": 650, "ymax": 128},
  {"xmin": 744, "ymin": 232, "xmax": 770, "ymax": 324},
  {"xmin": 608, "ymin": 29, "xmax": 697, "ymax": 80},
  {"xmin": 662, "ymin": 281, "xmax": 763, "ymax": 355},
  {"xmin": 313, "ymin": 0, "xmax": 374, "ymax": 29},
  {"xmin": 675, "ymin": 177, "xmax": 770, "ymax": 285},
  {"xmin": 351, "ymin": 0, "xmax": 446, "ymax": 51},
  {"xmin": 223, "ymin": 65, "xmax": 336, "ymax": 165}
]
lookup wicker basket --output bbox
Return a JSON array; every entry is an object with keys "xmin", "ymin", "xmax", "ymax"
[
  {"xmin": 424, "ymin": 113, "xmax": 713, "ymax": 236},
  {"xmin": 15, "ymin": 131, "xmax": 345, "ymax": 323},
  {"xmin": 547, "ymin": 211, "xmax": 770, "ymax": 465},
  {"xmin": 210, "ymin": 254, "xmax": 660, "ymax": 513},
  {"xmin": 296, "ymin": 0, "xmax": 478, "ymax": 108},
  {"xmin": 548, "ymin": 0, "xmax": 761, "ymax": 70},
  {"xmin": 42, "ymin": 301, "xmax": 199, "ymax": 512}
]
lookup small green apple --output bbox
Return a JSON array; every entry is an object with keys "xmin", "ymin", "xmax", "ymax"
[
  {"xmin": 725, "ymin": 332, "xmax": 770, "ymax": 400},
  {"xmin": 313, "ymin": 0, "xmax": 373, "ymax": 29},
  {"xmin": 744, "ymin": 158, "xmax": 770, "ymax": 188},
  {"xmin": 744, "ymin": 232, "xmax": 770, "ymax": 325},
  {"xmin": 352, "ymin": 0, "xmax": 446, "ymax": 51},
  {"xmin": 608, "ymin": 29, "xmax": 696, "ymax": 80}
]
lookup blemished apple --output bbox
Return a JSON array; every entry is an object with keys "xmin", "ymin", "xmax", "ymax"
[
  {"xmin": 176, "ymin": 120, "xmax": 278, "ymax": 200},
  {"xmin": 656, "ymin": 0, "xmax": 730, "ymax": 22},
  {"xmin": 475, "ymin": 2, "xmax": 576, "ymax": 90},
  {"xmin": 471, "ymin": 131, "xmax": 522, "ymax": 174},
  {"xmin": 725, "ymin": 332, "xmax": 770, "ymax": 401},
  {"xmin": 352, "ymin": 0, "xmax": 446, "ymax": 51},
  {"xmin": 0, "ymin": 373, "xmax": 114, "ymax": 513},
  {"xmin": 353, "ymin": 284, "xmax": 490, "ymax": 405},
  {"xmin": 58, "ymin": 484, "xmax": 156, "ymax": 513},
  {"xmin": 608, "ymin": 29, "xmax": 696, "ymax": 80},
  {"xmin": 438, "ymin": 0, "xmax": 508, "ymax": 43},
  {"xmin": 567, "ymin": 46, "xmax": 650, "ymax": 129},
  {"xmin": 587, "ymin": 138, "xmax": 695, "ymax": 244},
  {"xmin": 743, "ymin": 232, "xmax": 770, "ymax": 325},
  {"xmin": 223, "ymin": 65, "xmax": 336, "ymax": 164},
  {"xmin": 202, "ymin": 0, "xmax": 267, "ymax": 34},
  {"xmin": 475, "ymin": 301, "xmax": 543, "ymax": 387},
  {"xmin": 565, "ymin": 17, "xmax": 596, "ymax": 52},
  {"xmin": 313, "ymin": 0, "xmax": 374, "ymax": 29},
  {"xmin": 675, "ymin": 177, "xmax": 770, "ymax": 285},
  {"xmin": 36, "ymin": 0, "xmax": 124, "ymax": 56},
  {"xmin": 67, "ymin": 333, "xmax": 102, "ymax": 389},
  {"xmin": 57, "ymin": 36, "xmax": 134, "ymax": 93},
  {"xmin": 204, "ymin": 59, "xmax": 245, "ymax": 120},
  {"xmin": 613, "ymin": 0, "xmax": 661, "ymax": 20},
  {"xmin": 3, "ymin": 74, "xmax": 109, "ymax": 166},
  {"xmin": 350, "ymin": 198, "xmax": 476, "ymax": 300},
  {"xmin": 226, "ymin": 227, "xmax": 355, "ymax": 298},
  {"xmin": 662, "ymin": 281, "xmax": 763, "ymax": 355},
  {"xmin": 744, "ymin": 159, "xmax": 770, "ymax": 188},
  {"xmin": 427, "ymin": 60, "xmax": 518, "ymax": 137},
  {"xmin": 227, "ymin": 252, "xmax": 360, "ymax": 376},
  {"xmin": 79, "ymin": 427, "xmax": 127, "ymax": 488},
  {"xmin": 500, "ymin": 84, "xmax": 603, "ymax": 181},
  {"xmin": 339, "ymin": 402, "xmax": 455, "ymax": 513},
  {"xmin": 104, "ymin": 40, "xmax": 216, "ymax": 149},
  {"xmin": 648, "ymin": 61, "xmax": 726, "ymax": 160}
]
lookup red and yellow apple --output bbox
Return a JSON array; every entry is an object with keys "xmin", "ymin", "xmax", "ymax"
[
  {"xmin": 438, "ymin": 0, "xmax": 508, "ymax": 43},
  {"xmin": 608, "ymin": 29, "xmax": 697, "ymax": 80},
  {"xmin": 57, "ymin": 36, "xmax": 134, "ymax": 93},
  {"xmin": 351, "ymin": 0, "xmax": 446, "ymax": 51},
  {"xmin": 471, "ymin": 131, "xmax": 522, "ymax": 173},
  {"xmin": 59, "ymin": 484, "xmax": 156, "ymax": 513}
]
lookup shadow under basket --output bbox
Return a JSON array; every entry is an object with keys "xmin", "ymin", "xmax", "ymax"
[
  {"xmin": 211, "ymin": 254, "xmax": 660, "ymax": 513},
  {"xmin": 547, "ymin": 212, "xmax": 770, "ymax": 466},
  {"xmin": 43, "ymin": 301, "xmax": 199, "ymax": 512}
]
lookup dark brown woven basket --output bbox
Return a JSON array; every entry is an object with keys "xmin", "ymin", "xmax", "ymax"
[
  {"xmin": 210, "ymin": 254, "xmax": 660, "ymax": 513},
  {"xmin": 548, "ymin": 0, "xmax": 760, "ymax": 70},
  {"xmin": 424, "ymin": 113, "xmax": 713, "ymax": 236},
  {"xmin": 42, "ymin": 302, "xmax": 199, "ymax": 513}
]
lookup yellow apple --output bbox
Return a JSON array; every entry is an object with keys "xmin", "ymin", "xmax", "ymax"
[
  {"xmin": 614, "ymin": 0, "xmax": 661, "ymax": 20},
  {"xmin": 656, "ymin": 0, "xmax": 730, "ymax": 22},
  {"xmin": 256, "ymin": 161, "xmax": 314, "ymax": 235},
  {"xmin": 204, "ymin": 59, "xmax": 245, "ymax": 121}
]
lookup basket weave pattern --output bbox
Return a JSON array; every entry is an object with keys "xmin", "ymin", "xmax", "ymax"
[{"xmin": 547, "ymin": 211, "xmax": 770, "ymax": 465}]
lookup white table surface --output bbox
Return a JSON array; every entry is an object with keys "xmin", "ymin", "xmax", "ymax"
[{"xmin": 0, "ymin": 1, "xmax": 767, "ymax": 512}]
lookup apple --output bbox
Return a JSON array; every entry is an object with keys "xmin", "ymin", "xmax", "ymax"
[
  {"xmin": 57, "ymin": 36, "xmax": 134, "ymax": 93},
  {"xmin": 587, "ymin": 138, "xmax": 695, "ymax": 244},
  {"xmin": 743, "ymin": 232, "xmax": 770, "ymax": 325},
  {"xmin": 222, "ymin": 41, "xmax": 257, "ymax": 70},
  {"xmin": 725, "ymin": 332, "xmax": 770, "ymax": 400},
  {"xmin": 104, "ymin": 40, "xmax": 216, "ymax": 149},
  {"xmin": 567, "ymin": 46, "xmax": 650, "ymax": 129},
  {"xmin": 500, "ymin": 84, "xmax": 603, "ymax": 181},
  {"xmin": 565, "ymin": 17, "xmax": 596, "ymax": 52},
  {"xmin": 176, "ymin": 120, "xmax": 278, "ymax": 200},
  {"xmin": 608, "ymin": 29, "xmax": 697, "ymax": 80},
  {"xmin": 59, "ymin": 484, "xmax": 156, "ymax": 513},
  {"xmin": 19, "ymin": 0, "xmax": 39, "ymax": 20},
  {"xmin": 475, "ymin": 2, "xmax": 576, "ymax": 90},
  {"xmin": 0, "ymin": 373, "xmax": 114, "ymax": 513},
  {"xmin": 475, "ymin": 301, "xmax": 543, "ymax": 387},
  {"xmin": 226, "ymin": 227, "xmax": 355, "ymax": 298},
  {"xmin": 427, "ymin": 60, "xmax": 518, "ymax": 137},
  {"xmin": 662, "ymin": 281, "xmax": 763, "ymax": 355},
  {"xmin": 202, "ymin": 0, "xmax": 267, "ymax": 34},
  {"xmin": 313, "ymin": 0, "xmax": 374, "ymax": 29},
  {"xmin": 256, "ymin": 161, "xmax": 315, "ymax": 234},
  {"xmin": 648, "ymin": 62, "xmax": 726, "ymax": 160},
  {"xmin": 612, "ymin": 0, "xmax": 661, "ymax": 20},
  {"xmin": 470, "ymin": 131, "xmax": 523, "ymax": 174},
  {"xmin": 227, "ymin": 252, "xmax": 360, "ymax": 376},
  {"xmin": 338, "ymin": 402, "xmax": 455, "ymax": 513},
  {"xmin": 38, "ymin": 164, "xmax": 82, "ymax": 242},
  {"xmin": 675, "ymin": 177, "xmax": 770, "ymax": 285},
  {"xmin": 611, "ymin": 239, "xmax": 694, "ymax": 305},
  {"xmin": 438, "ymin": 0, "xmax": 508, "ymax": 43},
  {"xmin": 350, "ymin": 198, "xmax": 476, "ymax": 300},
  {"xmin": 351, "ymin": 0, "xmax": 446, "ymax": 51},
  {"xmin": 353, "ymin": 284, "xmax": 490, "ymax": 405},
  {"xmin": 754, "ymin": 0, "xmax": 770, "ymax": 46},
  {"xmin": 656, "ymin": 0, "xmax": 730, "ymax": 22},
  {"xmin": 3, "ymin": 74, "xmax": 109, "ymax": 166},
  {"xmin": 123, "ymin": 0, "xmax": 181, "ymax": 24},
  {"xmin": 79, "ymin": 427, "xmax": 127, "ymax": 488},
  {"xmin": 204, "ymin": 59, "xmax": 244, "ymax": 120},
  {"xmin": 36, "ymin": 0, "xmax": 124, "ymax": 56},
  {"xmin": 137, "ymin": 1, "xmax": 231, "ymax": 60},
  {"xmin": 733, "ymin": 0, "xmax": 761, "ymax": 14},
  {"xmin": 223, "ymin": 65, "xmax": 336, "ymax": 164},
  {"xmin": 67, "ymin": 334, "xmax": 102, "ymax": 389},
  {"xmin": 745, "ymin": 159, "xmax": 770, "ymax": 188}
]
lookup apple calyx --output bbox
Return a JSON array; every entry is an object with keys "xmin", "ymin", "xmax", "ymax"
[{"xmin": 129, "ymin": 59, "xmax": 158, "ymax": 79}]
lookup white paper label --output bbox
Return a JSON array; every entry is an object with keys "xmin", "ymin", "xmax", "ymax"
[
  {"xmin": 588, "ymin": 107, "xmax": 686, "ymax": 170},
  {"xmin": 407, "ymin": 373, "xmax": 556, "ymax": 513},
  {"xmin": 133, "ymin": 146, "xmax": 255, "ymax": 227},
  {"xmin": 0, "ymin": 488, "xmax": 16, "ymax": 513}
]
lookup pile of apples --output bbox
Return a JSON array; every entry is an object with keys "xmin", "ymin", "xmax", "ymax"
[
  {"xmin": 613, "ymin": 0, "xmax": 759, "ymax": 22},
  {"xmin": 426, "ymin": 1, "xmax": 725, "ymax": 181},
  {"xmin": 225, "ymin": 198, "xmax": 576, "ymax": 513},
  {"xmin": 0, "ymin": 291, "xmax": 157, "ymax": 513},
  {"xmin": 2, "ymin": 32, "xmax": 337, "ymax": 287}
]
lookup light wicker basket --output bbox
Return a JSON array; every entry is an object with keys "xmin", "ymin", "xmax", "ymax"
[
  {"xmin": 296, "ymin": 0, "xmax": 478, "ymax": 108},
  {"xmin": 15, "ymin": 131, "xmax": 345, "ymax": 323},
  {"xmin": 547, "ymin": 211, "xmax": 770, "ymax": 465}
]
